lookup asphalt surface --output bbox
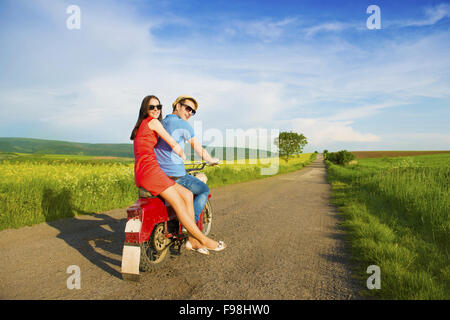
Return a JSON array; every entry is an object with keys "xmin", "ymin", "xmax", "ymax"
[{"xmin": 0, "ymin": 155, "xmax": 362, "ymax": 299}]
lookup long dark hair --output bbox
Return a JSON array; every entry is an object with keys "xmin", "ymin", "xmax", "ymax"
[{"xmin": 130, "ymin": 95, "xmax": 162, "ymax": 140}]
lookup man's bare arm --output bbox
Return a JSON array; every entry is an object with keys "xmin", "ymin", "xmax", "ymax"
[{"xmin": 188, "ymin": 136, "xmax": 219, "ymax": 164}]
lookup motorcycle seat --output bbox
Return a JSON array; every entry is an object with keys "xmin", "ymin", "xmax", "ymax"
[{"xmin": 138, "ymin": 187, "xmax": 158, "ymax": 199}]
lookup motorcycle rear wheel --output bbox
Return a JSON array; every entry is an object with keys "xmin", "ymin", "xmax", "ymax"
[{"xmin": 140, "ymin": 223, "xmax": 169, "ymax": 272}]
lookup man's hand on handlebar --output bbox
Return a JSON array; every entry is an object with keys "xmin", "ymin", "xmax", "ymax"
[{"xmin": 207, "ymin": 157, "xmax": 220, "ymax": 166}]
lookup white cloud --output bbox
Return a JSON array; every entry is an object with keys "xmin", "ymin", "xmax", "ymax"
[
  {"xmin": 286, "ymin": 117, "xmax": 380, "ymax": 147},
  {"xmin": 228, "ymin": 17, "xmax": 298, "ymax": 42},
  {"xmin": 303, "ymin": 22, "xmax": 348, "ymax": 37},
  {"xmin": 384, "ymin": 3, "xmax": 450, "ymax": 28},
  {"xmin": 327, "ymin": 101, "xmax": 409, "ymax": 122},
  {"xmin": 404, "ymin": 3, "xmax": 450, "ymax": 27}
]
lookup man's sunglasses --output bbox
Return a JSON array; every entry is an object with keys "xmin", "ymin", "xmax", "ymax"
[
  {"xmin": 148, "ymin": 104, "xmax": 162, "ymax": 110},
  {"xmin": 180, "ymin": 103, "xmax": 196, "ymax": 115}
]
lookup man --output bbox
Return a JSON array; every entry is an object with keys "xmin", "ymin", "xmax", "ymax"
[{"xmin": 154, "ymin": 96, "xmax": 219, "ymax": 223}]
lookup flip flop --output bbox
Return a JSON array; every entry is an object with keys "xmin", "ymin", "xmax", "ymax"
[{"xmin": 185, "ymin": 240, "xmax": 209, "ymax": 255}]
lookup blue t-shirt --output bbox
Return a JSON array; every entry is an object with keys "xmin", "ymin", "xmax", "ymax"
[{"xmin": 154, "ymin": 114, "xmax": 195, "ymax": 177}]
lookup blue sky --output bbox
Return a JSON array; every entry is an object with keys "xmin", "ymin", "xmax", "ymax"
[{"xmin": 0, "ymin": 0, "xmax": 449, "ymax": 152}]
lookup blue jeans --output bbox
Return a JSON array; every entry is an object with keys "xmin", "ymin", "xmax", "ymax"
[{"xmin": 175, "ymin": 174, "xmax": 209, "ymax": 222}]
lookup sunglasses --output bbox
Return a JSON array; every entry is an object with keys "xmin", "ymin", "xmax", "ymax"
[
  {"xmin": 148, "ymin": 104, "xmax": 162, "ymax": 110},
  {"xmin": 180, "ymin": 103, "xmax": 196, "ymax": 115}
]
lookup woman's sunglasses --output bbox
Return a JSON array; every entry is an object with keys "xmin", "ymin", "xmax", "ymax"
[
  {"xmin": 148, "ymin": 104, "xmax": 162, "ymax": 110},
  {"xmin": 180, "ymin": 103, "xmax": 196, "ymax": 115}
]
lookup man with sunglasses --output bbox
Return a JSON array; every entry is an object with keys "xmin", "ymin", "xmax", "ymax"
[{"xmin": 154, "ymin": 96, "xmax": 219, "ymax": 223}]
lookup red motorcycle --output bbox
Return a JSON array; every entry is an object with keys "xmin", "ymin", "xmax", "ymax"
[{"xmin": 121, "ymin": 162, "xmax": 213, "ymax": 281}]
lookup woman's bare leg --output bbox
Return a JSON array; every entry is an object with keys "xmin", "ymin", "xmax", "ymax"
[
  {"xmin": 173, "ymin": 184, "xmax": 202, "ymax": 249},
  {"xmin": 159, "ymin": 184, "xmax": 219, "ymax": 249}
]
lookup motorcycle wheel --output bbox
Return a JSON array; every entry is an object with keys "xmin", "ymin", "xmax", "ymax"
[
  {"xmin": 202, "ymin": 200, "xmax": 213, "ymax": 236},
  {"xmin": 140, "ymin": 223, "xmax": 169, "ymax": 272}
]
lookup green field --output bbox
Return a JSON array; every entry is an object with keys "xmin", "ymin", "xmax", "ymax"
[
  {"xmin": 0, "ymin": 152, "xmax": 315, "ymax": 231},
  {"xmin": 327, "ymin": 153, "xmax": 449, "ymax": 299}
]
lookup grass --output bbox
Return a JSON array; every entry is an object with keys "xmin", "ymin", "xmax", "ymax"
[
  {"xmin": 205, "ymin": 153, "xmax": 316, "ymax": 188},
  {"xmin": 0, "ymin": 152, "xmax": 315, "ymax": 230},
  {"xmin": 351, "ymin": 150, "xmax": 450, "ymax": 159},
  {"xmin": 326, "ymin": 153, "xmax": 449, "ymax": 299}
]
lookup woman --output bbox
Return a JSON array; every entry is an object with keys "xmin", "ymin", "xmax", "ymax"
[{"xmin": 130, "ymin": 95, "xmax": 226, "ymax": 254}]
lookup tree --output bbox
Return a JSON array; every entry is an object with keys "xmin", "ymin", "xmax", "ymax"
[
  {"xmin": 326, "ymin": 150, "xmax": 355, "ymax": 165},
  {"xmin": 274, "ymin": 131, "xmax": 307, "ymax": 163}
]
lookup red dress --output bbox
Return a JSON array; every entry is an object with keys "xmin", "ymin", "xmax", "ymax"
[{"xmin": 134, "ymin": 116, "xmax": 175, "ymax": 195}]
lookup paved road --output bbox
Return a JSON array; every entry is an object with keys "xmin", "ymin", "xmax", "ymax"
[{"xmin": 0, "ymin": 155, "xmax": 362, "ymax": 299}]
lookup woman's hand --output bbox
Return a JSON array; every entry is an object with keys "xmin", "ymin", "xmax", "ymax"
[
  {"xmin": 173, "ymin": 144, "xmax": 187, "ymax": 161},
  {"xmin": 148, "ymin": 119, "xmax": 186, "ymax": 161}
]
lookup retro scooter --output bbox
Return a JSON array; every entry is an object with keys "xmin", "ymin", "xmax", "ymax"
[{"xmin": 121, "ymin": 162, "xmax": 213, "ymax": 281}]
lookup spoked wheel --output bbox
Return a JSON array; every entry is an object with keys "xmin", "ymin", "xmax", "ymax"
[
  {"xmin": 140, "ymin": 223, "xmax": 170, "ymax": 272},
  {"xmin": 202, "ymin": 200, "xmax": 213, "ymax": 236}
]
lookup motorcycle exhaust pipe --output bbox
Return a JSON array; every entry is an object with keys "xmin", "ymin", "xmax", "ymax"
[{"xmin": 121, "ymin": 218, "xmax": 142, "ymax": 281}]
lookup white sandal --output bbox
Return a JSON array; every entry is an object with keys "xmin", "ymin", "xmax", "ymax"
[
  {"xmin": 185, "ymin": 240, "xmax": 209, "ymax": 255},
  {"xmin": 209, "ymin": 241, "xmax": 226, "ymax": 252}
]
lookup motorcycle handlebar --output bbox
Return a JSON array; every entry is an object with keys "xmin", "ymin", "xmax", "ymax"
[{"xmin": 184, "ymin": 161, "xmax": 220, "ymax": 172}]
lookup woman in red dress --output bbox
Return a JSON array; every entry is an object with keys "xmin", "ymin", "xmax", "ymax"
[{"xmin": 130, "ymin": 95, "xmax": 226, "ymax": 254}]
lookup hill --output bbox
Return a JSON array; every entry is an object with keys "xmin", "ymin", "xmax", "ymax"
[
  {"xmin": 0, "ymin": 137, "xmax": 133, "ymax": 158},
  {"xmin": 0, "ymin": 137, "xmax": 275, "ymax": 160}
]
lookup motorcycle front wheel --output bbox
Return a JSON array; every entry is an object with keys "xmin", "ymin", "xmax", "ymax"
[{"xmin": 202, "ymin": 200, "xmax": 213, "ymax": 236}]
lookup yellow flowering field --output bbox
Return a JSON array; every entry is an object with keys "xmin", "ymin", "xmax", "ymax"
[
  {"xmin": 0, "ymin": 159, "xmax": 136, "ymax": 230},
  {"xmin": 0, "ymin": 153, "xmax": 315, "ymax": 230}
]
